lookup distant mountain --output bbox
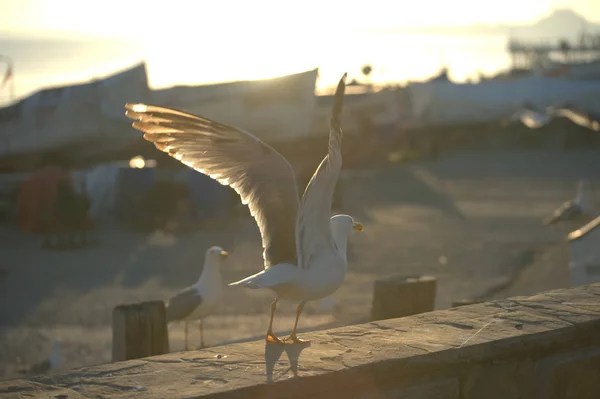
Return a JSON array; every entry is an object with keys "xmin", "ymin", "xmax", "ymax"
[
  {"xmin": 372, "ymin": 9, "xmax": 600, "ymax": 40},
  {"xmin": 510, "ymin": 9, "xmax": 600, "ymax": 39}
]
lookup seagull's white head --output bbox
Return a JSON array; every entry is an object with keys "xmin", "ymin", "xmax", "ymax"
[
  {"xmin": 205, "ymin": 246, "xmax": 229, "ymax": 265},
  {"xmin": 330, "ymin": 214, "xmax": 363, "ymax": 237},
  {"xmin": 197, "ymin": 246, "xmax": 228, "ymax": 285},
  {"xmin": 330, "ymin": 215, "xmax": 363, "ymax": 259}
]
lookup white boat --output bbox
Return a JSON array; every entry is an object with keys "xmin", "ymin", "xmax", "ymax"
[
  {"xmin": 405, "ymin": 75, "xmax": 600, "ymax": 127},
  {"xmin": 0, "ymin": 63, "xmax": 150, "ymax": 158},
  {"xmin": 152, "ymin": 69, "xmax": 319, "ymax": 143},
  {"xmin": 310, "ymin": 87, "xmax": 403, "ymax": 136}
]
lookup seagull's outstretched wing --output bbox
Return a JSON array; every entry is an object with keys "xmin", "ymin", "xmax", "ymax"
[
  {"xmin": 551, "ymin": 106, "xmax": 600, "ymax": 131},
  {"xmin": 543, "ymin": 199, "xmax": 582, "ymax": 226},
  {"xmin": 295, "ymin": 73, "xmax": 347, "ymax": 269},
  {"xmin": 125, "ymin": 104, "xmax": 299, "ymax": 268}
]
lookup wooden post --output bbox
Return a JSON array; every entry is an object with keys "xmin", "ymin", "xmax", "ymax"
[
  {"xmin": 112, "ymin": 300, "xmax": 169, "ymax": 362},
  {"xmin": 370, "ymin": 275, "xmax": 437, "ymax": 322},
  {"xmin": 452, "ymin": 299, "xmax": 484, "ymax": 308}
]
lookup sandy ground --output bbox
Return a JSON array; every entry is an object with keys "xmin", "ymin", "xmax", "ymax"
[{"xmin": 1, "ymin": 148, "xmax": 599, "ymax": 380}]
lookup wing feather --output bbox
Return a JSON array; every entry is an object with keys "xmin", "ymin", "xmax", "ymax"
[
  {"xmin": 125, "ymin": 104, "xmax": 300, "ymax": 268},
  {"xmin": 544, "ymin": 200, "xmax": 582, "ymax": 225},
  {"xmin": 552, "ymin": 106, "xmax": 600, "ymax": 131},
  {"xmin": 295, "ymin": 73, "xmax": 347, "ymax": 268}
]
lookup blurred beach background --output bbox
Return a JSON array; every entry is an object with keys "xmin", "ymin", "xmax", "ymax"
[{"xmin": 2, "ymin": 0, "xmax": 600, "ymax": 383}]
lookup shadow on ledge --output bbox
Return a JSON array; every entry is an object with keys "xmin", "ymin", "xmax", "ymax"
[{"xmin": 265, "ymin": 342, "xmax": 311, "ymax": 383}]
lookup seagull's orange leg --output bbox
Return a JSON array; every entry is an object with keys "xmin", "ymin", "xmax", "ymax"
[
  {"xmin": 266, "ymin": 298, "xmax": 283, "ymax": 344},
  {"xmin": 283, "ymin": 301, "xmax": 310, "ymax": 344}
]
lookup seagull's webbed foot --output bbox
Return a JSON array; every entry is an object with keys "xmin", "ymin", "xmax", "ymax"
[
  {"xmin": 266, "ymin": 330, "xmax": 284, "ymax": 344},
  {"xmin": 283, "ymin": 333, "xmax": 310, "ymax": 345}
]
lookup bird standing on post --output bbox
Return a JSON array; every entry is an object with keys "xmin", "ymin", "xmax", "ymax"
[
  {"xmin": 125, "ymin": 72, "xmax": 362, "ymax": 345},
  {"xmin": 165, "ymin": 246, "xmax": 228, "ymax": 350}
]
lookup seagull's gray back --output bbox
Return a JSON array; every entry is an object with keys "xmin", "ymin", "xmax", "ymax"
[{"xmin": 166, "ymin": 286, "xmax": 203, "ymax": 322}]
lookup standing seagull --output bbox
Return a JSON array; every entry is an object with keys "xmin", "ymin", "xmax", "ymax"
[
  {"xmin": 544, "ymin": 180, "xmax": 595, "ymax": 226},
  {"xmin": 166, "ymin": 246, "xmax": 228, "ymax": 350},
  {"xmin": 125, "ymin": 73, "xmax": 362, "ymax": 344}
]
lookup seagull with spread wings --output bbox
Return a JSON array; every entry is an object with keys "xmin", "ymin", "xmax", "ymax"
[
  {"xmin": 507, "ymin": 101, "xmax": 600, "ymax": 131},
  {"xmin": 125, "ymin": 73, "xmax": 362, "ymax": 344},
  {"xmin": 505, "ymin": 101, "xmax": 552, "ymax": 129}
]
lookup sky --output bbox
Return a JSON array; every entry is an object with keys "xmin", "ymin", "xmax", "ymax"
[
  {"xmin": 2, "ymin": 0, "xmax": 600, "ymax": 39},
  {"xmin": 1, "ymin": 0, "xmax": 600, "ymax": 102}
]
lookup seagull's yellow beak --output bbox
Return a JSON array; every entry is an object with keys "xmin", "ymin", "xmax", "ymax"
[
  {"xmin": 220, "ymin": 250, "xmax": 229, "ymax": 258},
  {"xmin": 352, "ymin": 222, "xmax": 363, "ymax": 232}
]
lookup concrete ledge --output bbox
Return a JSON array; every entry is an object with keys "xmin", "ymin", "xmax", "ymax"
[{"xmin": 2, "ymin": 284, "xmax": 600, "ymax": 399}]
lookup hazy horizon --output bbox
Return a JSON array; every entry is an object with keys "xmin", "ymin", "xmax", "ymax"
[
  {"xmin": 3, "ymin": 0, "xmax": 600, "ymax": 38},
  {"xmin": 2, "ymin": 1, "xmax": 600, "ymax": 104},
  {"xmin": 0, "ymin": 31, "xmax": 513, "ymax": 105}
]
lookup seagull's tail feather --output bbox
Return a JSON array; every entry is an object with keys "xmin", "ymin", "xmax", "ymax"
[
  {"xmin": 543, "ymin": 201, "xmax": 584, "ymax": 226},
  {"xmin": 228, "ymin": 271, "xmax": 266, "ymax": 289},
  {"xmin": 543, "ymin": 207, "xmax": 568, "ymax": 226},
  {"xmin": 228, "ymin": 264, "xmax": 298, "ymax": 289}
]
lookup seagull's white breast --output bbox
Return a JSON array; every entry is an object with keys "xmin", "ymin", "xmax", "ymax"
[
  {"xmin": 186, "ymin": 267, "xmax": 223, "ymax": 321},
  {"xmin": 271, "ymin": 250, "xmax": 347, "ymax": 302}
]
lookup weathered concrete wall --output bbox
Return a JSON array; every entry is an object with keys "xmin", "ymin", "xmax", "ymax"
[{"xmin": 2, "ymin": 284, "xmax": 600, "ymax": 399}]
